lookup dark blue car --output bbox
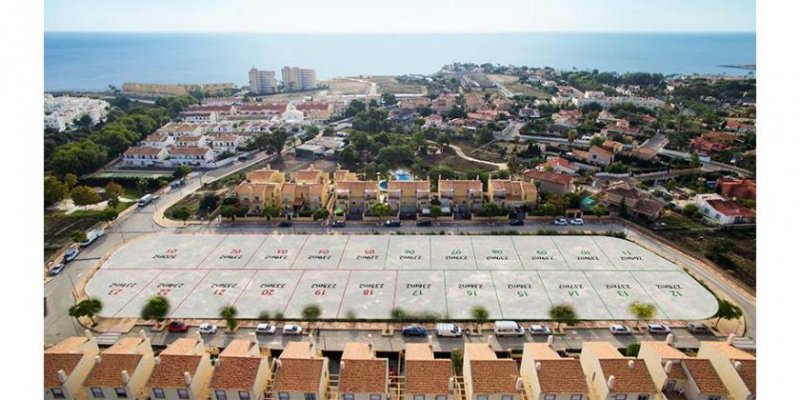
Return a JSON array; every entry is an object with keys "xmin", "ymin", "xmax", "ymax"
[{"xmin": 401, "ymin": 325, "xmax": 428, "ymax": 337}]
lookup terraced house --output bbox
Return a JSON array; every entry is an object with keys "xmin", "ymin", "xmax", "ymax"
[
  {"xmin": 438, "ymin": 178, "xmax": 484, "ymax": 216},
  {"xmin": 334, "ymin": 179, "xmax": 380, "ymax": 220},
  {"xmin": 235, "ymin": 166, "xmax": 286, "ymax": 215},
  {"xmin": 639, "ymin": 339, "xmax": 729, "ymax": 400},
  {"xmin": 272, "ymin": 341, "xmax": 330, "ymax": 400},
  {"xmin": 146, "ymin": 337, "xmax": 213, "ymax": 400},
  {"xmin": 697, "ymin": 342, "xmax": 755, "ymax": 400},
  {"xmin": 404, "ymin": 343, "xmax": 456, "ymax": 400},
  {"xmin": 463, "ymin": 343, "xmax": 522, "ymax": 400},
  {"xmin": 580, "ymin": 342, "xmax": 658, "ymax": 400},
  {"xmin": 338, "ymin": 342, "xmax": 389, "ymax": 400},
  {"xmin": 519, "ymin": 343, "xmax": 589, "ymax": 400},
  {"xmin": 386, "ymin": 180, "xmax": 431, "ymax": 218},
  {"xmin": 44, "ymin": 334, "xmax": 100, "ymax": 400},
  {"xmin": 209, "ymin": 338, "xmax": 271, "ymax": 400},
  {"xmin": 487, "ymin": 179, "xmax": 537, "ymax": 210},
  {"xmin": 82, "ymin": 334, "xmax": 156, "ymax": 400}
]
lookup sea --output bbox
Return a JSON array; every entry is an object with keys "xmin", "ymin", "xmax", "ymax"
[{"xmin": 44, "ymin": 32, "xmax": 755, "ymax": 92}]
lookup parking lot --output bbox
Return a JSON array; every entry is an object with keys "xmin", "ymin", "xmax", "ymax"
[{"xmin": 85, "ymin": 234, "xmax": 718, "ymax": 320}]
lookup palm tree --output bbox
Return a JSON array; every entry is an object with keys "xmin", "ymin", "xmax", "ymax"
[
  {"xmin": 549, "ymin": 304, "xmax": 577, "ymax": 331},
  {"xmin": 220, "ymin": 305, "xmax": 238, "ymax": 332},
  {"xmin": 471, "ymin": 306, "xmax": 490, "ymax": 335},
  {"xmin": 628, "ymin": 302, "xmax": 657, "ymax": 330},
  {"xmin": 141, "ymin": 296, "xmax": 170, "ymax": 322}
]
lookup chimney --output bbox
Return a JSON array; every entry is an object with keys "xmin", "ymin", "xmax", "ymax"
[
  {"xmin": 427, "ymin": 334, "xmax": 434, "ymax": 350},
  {"xmin": 448, "ymin": 377, "xmax": 455, "ymax": 394},
  {"xmin": 340, "ymin": 360, "xmax": 345, "ymax": 371},
  {"xmin": 183, "ymin": 371, "xmax": 192, "ymax": 386},
  {"xmin": 734, "ymin": 361, "xmax": 742, "ymax": 371},
  {"xmin": 84, "ymin": 330, "xmax": 93, "ymax": 340},
  {"xmin": 276, "ymin": 359, "xmax": 282, "ymax": 370},
  {"xmin": 535, "ymin": 362, "xmax": 541, "ymax": 371},
  {"xmin": 515, "ymin": 377, "xmax": 523, "ymax": 392},
  {"xmin": 94, "ymin": 356, "xmax": 101, "ymax": 365},
  {"xmin": 368, "ymin": 334, "xmax": 374, "ymax": 357},
  {"xmin": 607, "ymin": 375, "xmax": 616, "ymax": 390},
  {"xmin": 155, "ymin": 356, "xmax": 161, "ymax": 365},
  {"xmin": 665, "ymin": 333, "xmax": 674, "ymax": 346},
  {"xmin": 195, "ymin": 331, "xmax": 202, "ymax": 341},
  {"xmin": 664, "ymin": 361, "xmax": 673, "ymax": 374},
  {"xmin": 727, "ymin": 333, "xmax": 736, "ymax": 345},
  {"xmin": 139, "ymin": 329, "xmax": 148, "ymax": 340},
  {"xmin": 546, "ymin": 335, "xmax": 554, "ymax": 347},
  {"xmin": 250, "ymin": 332, "xmax": 259, "ymax": 347},
  {"xmin": 121, "ymin": 370, "xmax": 130, "ymax": 384},
  {"xmin": 628, "ymin": 360, "xmax": 636, "ymax": 369},
  {"xmin": 487, "ymin": 335, "xmax": 495, "ymax": 350},
  {"xmin": 57, "ymin": 369, "xmax": 68, "ymax": 385}
]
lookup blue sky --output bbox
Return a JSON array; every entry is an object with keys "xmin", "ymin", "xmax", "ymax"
[{"xmin": 45, "ymin": 0, "xmax": 755, "ymax": 33}]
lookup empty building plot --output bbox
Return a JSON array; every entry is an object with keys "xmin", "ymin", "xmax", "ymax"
[{"xmin": 86, "ymin": 234, "xmax": 718, "ymax": 320}]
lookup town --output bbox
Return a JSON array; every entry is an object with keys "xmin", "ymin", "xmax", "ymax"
[{"xmin": 43, "ymin": 63, "xmax": 757, "ymax": 400}]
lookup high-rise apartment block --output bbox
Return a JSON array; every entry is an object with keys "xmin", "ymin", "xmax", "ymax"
[
  {"xmin": 248, "ymin": 68, "xmax": 277, "ymax": 95},
  {"xmin": 282, "ymin": 66, "xmax": 317, "ymax": 91}
]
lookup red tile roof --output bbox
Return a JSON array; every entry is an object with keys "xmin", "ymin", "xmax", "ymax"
[
  {"xmin": 535, "ymin": 359, "xmax": 588, "ymax": 394},
  {"xmin": 705, "ymin": 199, "xmax": 756, "ymax": 218},
  {"xmin": 125, "ymin": 146, "xmax": 164, "ymax": 156},
  {"xmin": 524, "ymin": 170, "xmax": 574, "ymax": 186},
  {"xmin": 44, "ymin": 337, "xmax": 92, "ymax": 388},
  {"xmin": 682, "ymin": 359, "xmax": 728, "ymax": 396},
  {"xmin": 170, "ymin": 146, "xmax": 212, "ymax": 156},
  {"xmin": 598, "ymin": 359, "xmax": 657, "ymax": 394}
]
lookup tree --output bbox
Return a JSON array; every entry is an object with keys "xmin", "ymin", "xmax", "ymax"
[
  {"xmin": 715, "ymin": 299, "xmax": 743, "ymax": 328},
  {"xmin": 140, "ymin": 296, "xmax": 170, "ymax": 321},
  {"xmin": 590, "ymin": 136, "xmax": 606, "ymax": 147},
  {"xmin": 507, "ymin": 156, "xmax": 522, "ymax": 174},
  {"xmin": 136, "ymin": 178, "xmax": 149, "ymax": 195},
  {"xmin": 482, "ymin": 202, "xmax": 504, "ymax": 217},
  {"xmin": 606, "ymin": 161, "xmax": 629, "ymax": 174},
  {"xmin": 370, "ymin": 203, "xmax": 393, "ymax": 223},
  {"xmin": 69, "ymin": 298, "xmax": 102, "ymax": 325},
  {"xmin": 549, "ymin": 304, "xmax": 577, "ymax": 331},
  {"xmin": 101, "ymin": 207, "xmax": 119, "ymax": 221},
  {"xmin": 430, "ymin": 205, "xmax": 442, "ymax": 221},
  {"xmin": 172, "ymin": 207, "xmax": 190, "ymax": 225},
  {"xmin": 220, "ymin": 205, "xmax": 238, "ymax": 221},
  {"xmin": 105, "ymin": 181, "xmax": 124, "ymax": 198},
  {"xmin": 70, "ymin": 186, "xmax": 101, "ymax": 210},
  {"xmin": 591, "ymin": 204, "xmax": 607, "ymax": 217},
  {"xmin": 302, "ymin": 304, "xmax": 322, "ymax": 320},
  {"xmin": 683, "ymin": 203, "xmax": 699, "ymax": 218},
  {"xmin": 70, "ymin": 229, "xmax": 87, "ymax": 244},
  {"xmin": 173, "ymin": 165, "xmax": 192, "ymax": 179},
  {"xmin": 338, "ymin": 147, "xmax": 358, "ymax": 166},
  {"xmin": 44, "ymin": 176, "xmax": 68, "ymax": 207},
  {"xmin": 220, "ymin": 305, "xmax": 238, "ymax": 331},
  {"xmin": 199, "ymin": 193, "xmax": 219, "ymax": 212},
  {"xmin": 64, "ymin": 173, "xmax": 78, "ymax": 189},
  {"xmin": 628, "ymin": 302, "xmax": 656, "ymax": 329},
  {"xmin": 539, "ymin": 202, "xmax": 557, "ymax": 216},
  {"xmin": 261, "ymin": 203, "xmax": 282, "ymax": 220},
  {"xmin": 471, "ymin": 305, "xmax": 490, "ymax": 334},
  {"xmin": 625, "ymin": 343, "xmax": 641, "ymax": 357}
]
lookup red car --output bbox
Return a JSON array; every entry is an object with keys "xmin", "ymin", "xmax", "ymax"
[{"xmin": 167, "ymin": 321, "xmax": 189, "ymax": 332}]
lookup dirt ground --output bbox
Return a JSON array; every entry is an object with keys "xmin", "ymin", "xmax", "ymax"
[
  {"xmin": 367, "ymin": 76, "xmax": 427, "ymax": 95},
  {"xmin": 487, "ymin": 74, "xmax": 553, "ymax": 98},
  {"xmin": 322, "ymin": 78, "xmax": 372, "ymax": 95}
]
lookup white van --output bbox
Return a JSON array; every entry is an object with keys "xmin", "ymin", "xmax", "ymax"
[
  {"xmin": 494, "ymin": 320, "xmax": 525, "ymax": 337},
  {"xmin": 436, "ymin": 323, "xmax": 463, "ymax": 337}
]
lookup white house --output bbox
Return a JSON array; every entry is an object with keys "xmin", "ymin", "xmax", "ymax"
[
  {"xmin": 142, "ymin": 133, "xmax": 175, "ymax": 148},
  {"xmin": 695, "ymin": 194, "xmax": 756, "ymax": 225},
  {"xmin": 211, "ymin": 134, "xmax": 244, "ymax": 154},
  {"xmin": 123, "ymin": 146, "xmax": 169, "ymax": 167},
  {"xmin": 169, "ymin": 146, "xmax": 215, "ymax": 167},
  {"xmin": 157, "ymin": 123, "xmax": 204, "ymax": 137}
]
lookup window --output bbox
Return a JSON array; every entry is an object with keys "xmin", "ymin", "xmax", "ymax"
[
  {"xmin": 570, "ymin": 396, "xmax": 583, "ymax": 400},
  {"xmin": 239, "ymin": 391, "xmax": 251, "ymax": 400},
  {"xmin": 51, "ymin": 388, "xmax": 65, "ymax": 399},
  {"xmin": 436, "ymin": 396, "xmax": 446, "ymax": 400},
  {"xmin": 279, "ymin": 393, "xmax": 290, "ymax": 400},
  {"xmin": 91, "ymin": 388, "xmax": 105, "ymax": 398},
  {"xmin": 215, "ymin": 390, "xmax": 228, "ymax": 400},
  {"xmin": 545, "ymin": 395, "xmax": 556, "ymax": 400},
  {"xmin": 477, "ymin": 396, "xmax": 488, "ymax": 400},
  {"xmin": 636, "ymin": 396, "xmax": 649, "ymax": 400},
  {"xmin": 370, "ymin": 395, "xmax": 381, "ymax": 400},
  {"xmin": 614, "ymin": 396, "xmax": 627, "ymax": 400},
  {"xmin": 502, "ymin": 395, "xmax": 513, "ymax": 400},
  {"xmin": 414, "ymin": 396, "xmax": 425, "ymax": 400},
  {"xmin": 305, "ymin": 394, "xmax": 316, "ymax": 400},
  {"xmin": 708, "ymin": 397, "xmax": 721, "ymax": 400},
  {"xmin": 178, "ymin": 389, "xmax": 190, "ymax": 399},
  {"xmin": 343, "ymin": 394, "xmax": 354, "ymax": 400},
  {"xmin": 153, "ymin": 388, "xmax": 166, "ymax": 399},
  {"xmin": 114, "ymin": 388, "xmax": 128, "ymax": 398}
]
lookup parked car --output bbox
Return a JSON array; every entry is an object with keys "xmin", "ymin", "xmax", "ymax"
[
  {"xmin": 494, "ymin": 320, "xmax": 526, "ymax": 337},
  {"xmin": 509, "ymin": 219, "xmax": 524, "ymax": 226},
  {"xmin": 647, "ymin": 323, "xmax": 671, "ymax": 334},
  {"xmin": 687, "ymin": 322, "xmax": 712, "ymax": 334},
  {"xmin": 282, "ymin": 325, "xmax": 304, "ymax": 335},
  {"xmin": 609, "ymin": 325, "xmax": 632, "ymax": 335},
  {"xmin": 48, "ymin": 263, "xmax": 66, "ymax": 276},
  {"xmin": 277, "ymin": 220, "xmax": 292, "ymax": 228},
  {"xmin": 237, "ymin": 155, "xmax": 249, "ymax": 161},
  {"xmin": 79, "ymin": 229, "xmax": 105, "ymax": 247},
  {"xmin": 435, "ymin": 323, "xmax": 463, "ymax": 337},
  {"xmin": 401, "ymin": 325, "xmax": 428, "ymax": 337},
  {"xmin": 199, "ymin": 324, "xmax": 218, "ymax": 334},
  {"xmin": 553, "ymin": 218, "xmax": 568, "ymax": 226},
  {"xmin": 331, "ymin": 220, "xmax": 346, "ymax": 227},
  {"xmin": 63, "ymin": 246, "xmax": 80, "ymax": 263},
  {"xmin": 569, "ymin": 218, "xmax": 585, "ymax": 226},
  {"xmin": 255, "ymin": 323, "xmax": 277, "ymax": 335},
  {"xmin": 416, "ymin": 219, "xmax": 432, "ymax": 227},
  {"xmin": 529, "ymin": 324, "xmax": 552, "ymax": 335},
  {"xmin": 167, "ymin": 321, "xmax": 189, "ymax": 333},
  {"xmin": 384, "ymin": 220, "xmax": 402, "ymax": 227}
]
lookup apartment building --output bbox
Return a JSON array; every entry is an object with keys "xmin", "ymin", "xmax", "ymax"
[
  {"xmin": 338, "ymin": 342, "xmax": 390, "ymax": 400},
  {"xmin": 282, "ymin": 66, "xmax": 317, "ymax": 91},
  {"xmin": 519, "ymin": 343, "xmax": 589, "ymax": 400},
  {"xmin": 697, "ymin": 342, "xmax": 755, "ymax": 400},
  {"xmin": 580, "ymin": 342, "xmax": 658, "ymax": 400},
  {"xmin": 273, "ymin": 342, "xmax": 330, "ymax": 400},
  {"xmin": 387, "ymin": 180, "xmax": 431, "ymax": 217},
  {"xmin": 169, "ymin": 146, "xmax": 216, "ymax": 167},
  {"xmin": 142, "ymin": 133, "xmax": 176, "ymax": 148},
  {"xmin": 209, "ymin": 338, "xmax": 271, "ymax": 400},
  {"xmin": 175, "ymin": 135, "xmax": 208, "ymax": 148},
  {"xmin": 122, "ymin": 146, "xmax": 169, "ymax": 167},
  {"xmin": 437, "ymin": 179, "xmax": 484, "ymax": 215},
  {"xmin": 249, "ymin": 68, "xmax": 278, "ymax": 95},
  {"xmin": 146, "ymin": 337, "xmax": 213, "ymax": 400},
  {"xmin": 281, "ymin": 182, "xmax": 329, "ymax": 214},
  {"xmin": 404, "ymin": 343, "xmax": 455, "ymax": 400},
  {"xmin": 157, "ymin": 123, "xmax": 204, "ymax": 138},
  {"xmin": 487, "ymin": 180, "xmax": 538, "ymax": 210},
  {"xmin": 334, "ymin": 180, "xmax": 381, "ymax": 220},
  {"xmin": 463, "ymin": 343, "xmax": 522, "ymax": 400},
  {"xmin": 82, "ymin": 334, "xmax": 156, "ymax": 400},
  {"xmin": 639, "ymin": 340, "xmax": 729, "ymax": 400},
  {"xmin": 44, "ymin": 334, "xmax": 100, "ymax": 400}
]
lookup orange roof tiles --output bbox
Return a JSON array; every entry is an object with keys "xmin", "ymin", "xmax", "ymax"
[
  {"xmin": 405, "ymin": 344, "xmax": 453, "ymax": 394},
  {"xmin": 682, "ymin": 359, "xmax": 728, "ymax": 395},
  {"xmin": 210, "ymin": 340, "xmax": 265, "ymax": 390},
  {"xmin": 339, "ymin": 359, "xmax": 387, "ymax": 393},
  {"xmin": 170, "ymin": 146, "xmax": 211, "ymax": 156},
  {"xmin": 125, "ymin": 146, "xmax": 164, "ymax": 156},
  {"xmin": 147, "ymin": 339, "xmax": 203, "ymax": 388},
  {"xmin": 469, "ymin": 360, "xmax": 519, "ymax": 393},
  {"xmin": 536, "ymin": 359, "xmax": 588, "ymax": 394},
  {"xmin": 84, "ymin": 337, "xmax": 148, "ymax": 388},
  {"xmin": 274, "ymin": 358, "xmax": 325, "ymax": 392},
  {"xmin": 598, "ymin": 359, "xmax": 656, "ymax": 394},
  {"xmin": 732, "ymin": 359, "xmax": 756, "ymax": 393},
  {"xmin": 44, "ymin": 337, "xmax": 92, "ymax": 388}
]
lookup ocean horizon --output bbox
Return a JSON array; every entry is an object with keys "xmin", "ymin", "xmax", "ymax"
[{"xmin": 44, "ymin": 32, "xmax": 756, "ymax": 92}]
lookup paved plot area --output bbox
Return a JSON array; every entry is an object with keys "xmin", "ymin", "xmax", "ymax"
[{"xmin": 86, "ymin": 234, "xmax": 718, "ymax": 320}]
